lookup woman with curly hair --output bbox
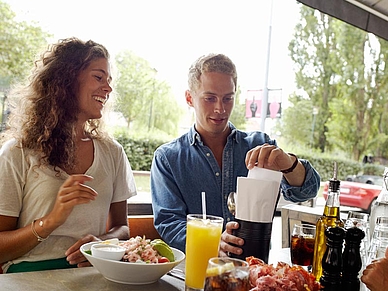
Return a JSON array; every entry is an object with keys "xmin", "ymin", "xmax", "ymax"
[{"xmin": 0, "ymin": 37, "xmax": 136, "ymax": 273}]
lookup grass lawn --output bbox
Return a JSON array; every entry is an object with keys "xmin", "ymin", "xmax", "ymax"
[{"xmin": 134, "ymin": 175, "xmax": 151, "ymax": 193}]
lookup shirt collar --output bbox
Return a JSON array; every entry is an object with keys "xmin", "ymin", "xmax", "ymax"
[
  {"xmin": 188, "ymin": 125, "xmax": 202, "ymax": 146},
  {"xmin": 188, "ymin": 122, "xmax": 239, "ymax": 146}
]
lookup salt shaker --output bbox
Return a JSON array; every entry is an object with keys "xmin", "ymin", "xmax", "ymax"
[{"xmin": 342, "ymin": 227, "xmax": 365, "ymax": 291}]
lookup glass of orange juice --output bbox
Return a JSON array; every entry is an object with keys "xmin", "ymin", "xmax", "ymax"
[{"xmin": 185, "ymin": 214, "xmax": 224, "ymax": 291}]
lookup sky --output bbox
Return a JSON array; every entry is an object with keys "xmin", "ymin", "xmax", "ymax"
[{"xmin": 5, "ymin": 0, "xmax": 302, "ymax": 108}]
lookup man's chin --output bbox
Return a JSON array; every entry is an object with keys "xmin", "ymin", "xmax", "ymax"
[{"xmin": 209, "ymin": 123, "xmax": 230, "ymax": 134}]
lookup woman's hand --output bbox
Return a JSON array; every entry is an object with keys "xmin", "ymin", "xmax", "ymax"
[
  {"xmin": 48, "ymin": 175, "xmax": 98, "ymax": 229},
  {"xmin": 219, "ymin": 221, "xmax": 244, "ymax": 257},
  {"xmin": 65, "ymin": 234, "xmax": 100, "ymax": 267},
  {"xmin": 65, "ymin": 200, "xmax": 129, "ymax": 268},
  {"xmin": 0, "ymin": 175, "xmax": 98, "ymax": 264}
]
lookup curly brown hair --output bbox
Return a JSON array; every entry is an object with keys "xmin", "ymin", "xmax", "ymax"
[{"xmin": 6, "ymin": 37, "xmax": 111, "ymax": 171}]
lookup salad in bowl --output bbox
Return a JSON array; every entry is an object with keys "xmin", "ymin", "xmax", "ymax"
[{"xmin": 80, "ymin": 236, "xmax": 185, "ymax": 284}]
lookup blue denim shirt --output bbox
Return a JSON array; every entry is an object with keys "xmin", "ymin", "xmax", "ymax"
[{"xmin": 150, "ymin": 123, "xmax": 320, "ymax": 252}]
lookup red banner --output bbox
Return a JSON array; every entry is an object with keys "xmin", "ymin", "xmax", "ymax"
[{"xmin": 245, "ymin": 89, "xmax": 282, "ymax": 119}]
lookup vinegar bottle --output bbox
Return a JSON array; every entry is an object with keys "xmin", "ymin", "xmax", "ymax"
[
  {"xmin": 369, "ymin": 167, "xmax": 388, "ymax": 235},
  {"xmin": 312, "ymin": 162, "xmax": 344, "ymax": 281}
]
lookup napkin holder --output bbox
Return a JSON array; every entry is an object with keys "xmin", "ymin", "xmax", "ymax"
[
  {"xmin": 230, "ymin": 168, "xmax": 282, "ymax": 263},
  {"xmin": 230, "ymin": 191, "xmax": 279, "ymax": 263}
]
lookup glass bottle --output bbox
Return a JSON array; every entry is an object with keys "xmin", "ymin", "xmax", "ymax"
[
  {"xmin": 369, "ymin": 167, "xmax": 388, "ymax": 235},
  {"xmin": 312, "ymin": 162, "xmax": 344, "ymax": 281}
]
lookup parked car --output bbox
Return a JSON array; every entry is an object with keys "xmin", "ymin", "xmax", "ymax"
[
  {"xmin": 322, "ymin": 180, "xmax": 383, "ymax": 213},
  {"xmin": 346, "ymin": 174, "xmax": 383, "ymax": 186}
]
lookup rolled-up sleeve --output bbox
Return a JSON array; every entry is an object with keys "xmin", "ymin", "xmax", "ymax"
[{"xmin": 280, "ymin": 159, "xmax": 321, "ymax": 202}]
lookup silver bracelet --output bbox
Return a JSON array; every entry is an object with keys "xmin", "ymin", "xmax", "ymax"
[{"xmin": 31, "ymin": 219, "xmax": 49, "ymax": 242}]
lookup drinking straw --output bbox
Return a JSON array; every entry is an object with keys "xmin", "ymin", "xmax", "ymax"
[{"xmin": 202, "ymin": 191, "xmax": 206, "ymax": 220}]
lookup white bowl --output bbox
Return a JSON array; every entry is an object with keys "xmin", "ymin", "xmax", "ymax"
[
  {"xmin": 80, "ymin": 241, "xmax": 185, "ymax": 284},
  {"xmin": 91, "ymin": 243, "xmax": 126, "ymax": 261}
]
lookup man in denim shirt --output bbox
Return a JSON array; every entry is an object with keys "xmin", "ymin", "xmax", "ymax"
[{"xmin": 151, "ymin": 53, "xmax": 320, "ymax": 256}]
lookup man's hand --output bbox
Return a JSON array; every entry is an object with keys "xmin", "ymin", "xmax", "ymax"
[
  {"xmin": 361, "ymin": 247, "xmax": 388, "ymax": 291},
  {"xmin": 246, "ymin": 143, "xmax": 305, "ymax": 187},
  {"xmin": 219, "ymin": 221, "xmax": 244, "ymax": 257},
  {"xmin": 246, "ymin": 143, "xmax": 292, "ymax": 171}
]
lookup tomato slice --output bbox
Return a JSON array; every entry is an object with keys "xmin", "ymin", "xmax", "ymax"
[{"xmin": 158, "ymin": 257, "xmax": 170, "ymax": 263}]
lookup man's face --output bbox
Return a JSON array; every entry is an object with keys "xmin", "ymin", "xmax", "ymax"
[{"xmin": 186, "ymin": 71, "xmax": 236, "ymax": 137}]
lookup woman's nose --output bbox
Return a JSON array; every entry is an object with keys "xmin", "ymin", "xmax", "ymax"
[{"xmin": 102, "ymin": 81, "xmax": 113, "ymax": 94}]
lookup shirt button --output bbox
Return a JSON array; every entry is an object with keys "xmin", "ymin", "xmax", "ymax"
[
  {"xmin": 206, "ymin": 153, "xmax": 210, "ymax": 157},
  {"xmin": 227, "ymin": 217, "xmax": 231, "ymax": 222},
  {"xmin": 215, "ymin": 172, "xmax": 220, "ymax": 176}
]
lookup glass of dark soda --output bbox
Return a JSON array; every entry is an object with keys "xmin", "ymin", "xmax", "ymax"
[
  {"xmin": 290, "ymin": 224, "xmax": 316, "ymax": 267},
  {"xmin": 204, "ymin": 257, "xmax": 250, "ymax": 291}
]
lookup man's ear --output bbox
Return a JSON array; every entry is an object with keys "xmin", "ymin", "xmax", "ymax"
[{"xmin": 185, "ymin": 90, "xmax": 193, "ymax": 106}]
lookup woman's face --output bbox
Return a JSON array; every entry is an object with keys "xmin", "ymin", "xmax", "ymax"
[{"xmin": 77, "ymin": 57, "xmax": 112, "ymax": 121}]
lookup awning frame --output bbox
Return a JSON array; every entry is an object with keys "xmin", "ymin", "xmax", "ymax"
[{"xmin": 297, "ymin": 0, "xmax": 388, "ymax": 41}]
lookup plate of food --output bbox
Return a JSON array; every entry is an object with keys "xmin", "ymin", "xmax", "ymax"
[
  {"xmin": 80, "ymin": 236, "xmax": 185, "ymax": 285},
  {"xmin": 247, "ymin": 256, "xmax": 320, "ymax": 291}
]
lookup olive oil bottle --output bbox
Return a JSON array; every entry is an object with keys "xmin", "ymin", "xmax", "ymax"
[{"xmin": 312, "ymin": 162, "xmax": 344, "ymax": 281}]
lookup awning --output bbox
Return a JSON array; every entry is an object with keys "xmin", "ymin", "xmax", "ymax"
[{"xmin": 297, "ymin": 0, "xmax": 388, "ymax": 41}]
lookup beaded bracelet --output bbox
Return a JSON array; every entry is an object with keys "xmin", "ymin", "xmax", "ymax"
[
  {"xmin": 280, "ymin": 153, "xmax": 298, "ymax": 174},
  {"xmin": 31, "ymin": 219, "xmax": 49, "ymax": 242}
]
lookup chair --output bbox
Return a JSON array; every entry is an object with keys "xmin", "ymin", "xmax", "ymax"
[{"xmin": 127, "ymin": 215, "xmax": 161, "ymax": 240}]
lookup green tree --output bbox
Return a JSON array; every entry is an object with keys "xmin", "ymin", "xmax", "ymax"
[
  {"xmin": 288, "ymin": 6, "xmax": 340, "ymax": 152},
  {"xmin": 277, "ymin": 93, "xmax": 314, "ymax": 147},
  {"xmin": 114, "ymin": 50, "xmax": 154, "ymax": 127},
  {"xmin": 114, "ymin": 50, "xmax": 183, "ymax": 137},
  {"xmin": 0, "ymin": 1, "xmax": 51, "ymax": 87},
  {"xmin": 229, "ymin": 86, "xmax": 246, "ymax": 130},
  {"xmin": 285, "ymin": 5, "xmax": 388, "ymax": 162},
  {"xmin": 147, "ymin": 79, "xmax": 184, "ymax": 137},
  {"xmin": 369, "ymin": 38, "xmax": 388, "ymax": 161},
  {"xmin": 326, "ymin": 24, "xmax": 382, "ymax": 161},
  {"xmin": 0, "ymin": 0, "xmax": 51, "ymax": 131}
]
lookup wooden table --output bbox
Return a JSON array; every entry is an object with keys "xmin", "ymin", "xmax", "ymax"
[
  {"xmin": 0, "ymin": 266, "xmax": 185, "ymax": 291},
  {"xmin": 1, "ymin": 251, "xmax": 369, "ymax": 291}
]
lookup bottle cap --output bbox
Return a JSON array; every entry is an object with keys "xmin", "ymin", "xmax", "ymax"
[{"xmin": 329, "ymin": 162, "xmax": 340, "ymax": 192}]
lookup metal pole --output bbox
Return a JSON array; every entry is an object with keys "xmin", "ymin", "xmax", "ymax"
[
  {"xmin": 260, "ymin": 0, "xmax": 274, "ymax": 132},
  {"xmin": 0, "ymin": 93, "xmax": 6, "ymax": 132},
  {"xmin": 148, "ymin": 96, "xmax": 153, "ymax": 132},
  {"xmin": 310, "ymin": 107, "xmax": 318, "ymax": 148},
  {"xmin": 310, "ymin": 114, "xmax": 316, "ymax": 148},
  {"xmin": 148, "ymin": 68, "xmax": 157, "ymax": 132}
]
